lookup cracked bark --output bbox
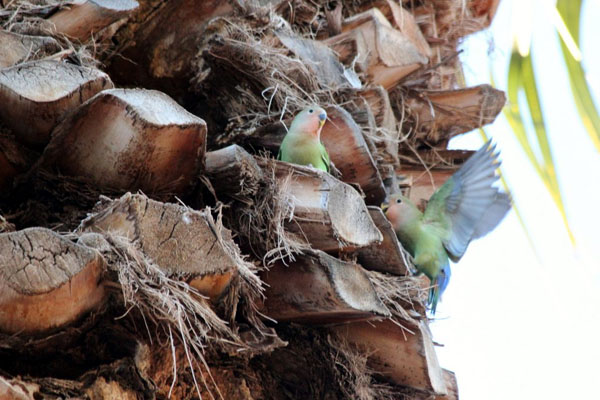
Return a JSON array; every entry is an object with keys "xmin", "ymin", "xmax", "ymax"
[
  {"xmin": 332, "ymin": 319, "xmax": 447, "ymax": 395},
  {"xmin": 0, "ymin": 227, "xmax": 106, "ymax": 334},
  {"xmin": 258, "ymin": 250, "xmax": 390, "ymax": 324},
  {"xmin": 259, "ymin": 159, "xmax": 383, "ymax": 253},
  {"xmin": 78, "ymin": 193, "xmax": 242, "ymax": 302},
  {"xmin": 0, "ymin": 60, "xmax": 113, "ymax": 147},
  {"xmin": 38, "ymin": 88, "xmax": 206, "ymax": 195}
]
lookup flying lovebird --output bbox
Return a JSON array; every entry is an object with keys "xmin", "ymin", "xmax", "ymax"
[
  {"xmin": 383, "ymin": 141, "xmax": 511, "ymax": 313},
  {"xmin": 277, "ymin": 106, "xmax": 330, "ymax": 172}
]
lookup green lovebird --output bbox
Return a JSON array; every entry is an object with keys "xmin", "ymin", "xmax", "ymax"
[
  {"xmin": 277, "ymin": 106, "xmax": 330, "ymax": 172},
  {"xmin": 384, "ymin": 142, "xmax": 511, "ymax": 313}
]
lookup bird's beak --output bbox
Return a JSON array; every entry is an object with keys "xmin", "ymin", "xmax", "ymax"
[
  {"xmin": 381, "ymin": 202, "xmax": 389, "ymax": 212},
  {"xmin": 319, "ymin": 113, "xmax": 326, "ymax": 128}
]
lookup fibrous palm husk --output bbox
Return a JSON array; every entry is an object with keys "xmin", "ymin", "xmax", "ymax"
[{"xmin": 192, "ymin": 13, "xmax": 357, "ymax": 146}]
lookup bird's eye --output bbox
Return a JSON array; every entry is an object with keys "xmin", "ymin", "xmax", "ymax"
[
  {"xmin": 396, "ymin": 198, "xmax": 402, "ymax": 204},
  {"xmin": 308, "ymin": 109, "xmax": 314, "ymax": 113}
]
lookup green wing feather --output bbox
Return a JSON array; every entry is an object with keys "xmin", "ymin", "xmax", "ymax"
[
  {"xmin": 422, "ymin": 178, "xmax": 454, "ymax": 238},
  {"xmin": 422, "ymin": 142, "xmax": 510, "ymax": 261},
  {"xmin": 319, "ymin": 142, "xmax": 330, "ymax": 173}
]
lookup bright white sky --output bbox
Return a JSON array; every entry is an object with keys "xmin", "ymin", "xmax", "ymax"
[{"xmin": 431, "ymin": 1, "xmax": 600, "ymax": 399}]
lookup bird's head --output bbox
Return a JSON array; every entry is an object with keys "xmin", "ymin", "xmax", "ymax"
[
  {"xmin": 290, "ymin": 105, "xmax": 327, "ymax": 139},
  {"xmin": 382, "ymin": 193, "xmax": 420, "ymax": 228}
]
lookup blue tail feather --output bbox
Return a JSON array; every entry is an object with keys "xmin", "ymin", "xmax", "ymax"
[{"xmin": 429, "ymin": 263, "xmax": 451, "ymax": 314}]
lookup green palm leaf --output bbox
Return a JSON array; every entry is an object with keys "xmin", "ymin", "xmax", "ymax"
[
  {"xmin": 556, "ymin": 0, "xmax": 600, "ymax": 152},
  {"xmin": 505, "ymin": 48, "xmax": 575, "ymax": 243}
]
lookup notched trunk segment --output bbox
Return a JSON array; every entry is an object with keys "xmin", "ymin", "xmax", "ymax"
[
  {"xmin": 399, "ymin": 84, "xmax": 506, "ymax": 145},
  {"xmin": 205, "ymin": 149, "xmax": 383, "ymax": 260},
  {"xmin": 78, "ymin": 193, "xmax": 251, "ymax": 302},
  {"xmin": 204, "ymin": 144, "xmax": 264, "ymax": 200},
  {"xmin": 0, "ymin": 227, "xmax": 106, "ymax": 334},
  {"xmin": 259, "ymin": 250, "xmax": 390, "ymax": 324},
  {"xmin": 41, "ymin": 88, "xmax": 207, "ymax": 195},
  {"xmin": 321, "ymin": 106, "xmax": 386, "ymax": 205},
  {"xmin": 332, "ymin": 319, "xmax": 447, "ymax": 395},
  {"xmin": 357, "ymin": 0, "xmax": 432, "ymax": 59},
  {"xmin": 266, "ymin": 160, "xmax": 383, "ymax": 253},
  {"xmin": 0, "ymin": 60, "xmax": 113, "ymax": 147},
  {"xmin": 324, "ymin": 8, "xmax": 429, "ymax": 89}
]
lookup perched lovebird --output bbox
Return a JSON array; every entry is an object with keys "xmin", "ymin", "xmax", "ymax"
[
  {"xmin": 384, "ymin": 141, "xmax": 511, "ymax": 313},
  {"xmin": 277, "ymin": 106, "xmax": 330, "ymax": 172}
]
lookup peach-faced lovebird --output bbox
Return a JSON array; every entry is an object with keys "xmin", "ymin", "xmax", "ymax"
[
  {"xmin": 384, "ymin": 142, "xmax": 511, "ymax": 313},
  {"xmin": 277, "ymin": 106, "xmax": 330, "ymax": 172}
]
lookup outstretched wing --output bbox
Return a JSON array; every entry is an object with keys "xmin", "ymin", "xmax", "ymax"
[
  {"xmin": 423, "ymin": 141, "xmax": 510, "ymax": 261},
  {"xmin": 319, "ymin": 142, "xmax": 330, "ymax": 173},
  {"xmin": 472, "ymin": 191, "xmax": 512, "ymax": 239}
]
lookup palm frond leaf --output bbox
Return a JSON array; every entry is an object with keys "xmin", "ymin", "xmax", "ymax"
[
  {"xmin": 505, "ymin": 48, "xmax": 575, "ymax": 243},
  {"xmin": 556, "ymin": 0, "xmax": 600, "ymax": 152}
]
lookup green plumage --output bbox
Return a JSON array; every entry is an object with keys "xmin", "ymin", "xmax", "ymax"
[
  {"xmin": 277, "ymin": 106, "xmax": 330, "ymax": 172},
  {"xmin": 278, "ymin": 136, "xmax": 330, "ymax": 172},
  {"xmin": 386, "ymin": 142, "xmax": 512, "ymax": 313}
]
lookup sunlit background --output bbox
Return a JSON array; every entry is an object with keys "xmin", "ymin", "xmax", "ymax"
[{"xmin": 431, "ymin": 0, "xmax": 600, "ymax": 399}]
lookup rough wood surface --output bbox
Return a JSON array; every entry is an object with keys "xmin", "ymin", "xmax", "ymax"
[
  {"xmin": 403, "ymin": 85, "xmax": 506, "ymax": 145},
  {"xmin": 0, "ymin": 227, "xmax": 106, "ymax": 334},
  {"xmin": 321, "ymin": 106, "xmax": 386, "ymax": 205},
  {"xmin": 47, "ymin": 0, "xmax": 139, "ymax": 41},
  {"xmin": 0, "ymin": 60, "xmax": 113, "ymax": 146},
  {"xmin": 205, "ymin": 144, "xmax": 264, "ymax": 200},
  {"xmin": 266, "ymin": 160, "xmax": 383, "ymax": 253},
  {"xmin": 41, "ymin": 88, "xmax": 206, "ymax": 195},
  {"xmin": 361, "ymin": 0, "xmax": 432, "ymax": 58},
  {"xmin": 78, "ymin": 193, "xmax": 241, "ymax": 301},
  {"xmin": 324, "ymin": 8, "xmax": 428, "ymax": 89},
  {"xmin": 259, "ymin": 250, "xmax": 390, "ymax": 324},
  {"xmin": 361, "ymin": 86, "xmax": 399, "ymax": 156},
  {"xmin": 107, "ymin": 0, "xmax": 234, "ymax": 99},
  {"xmin": 415, "ymin": 0, "xmax": 500, "ymax": 42},
  {"xmin": 277, "ymin": 31, "xmax": 358, "ymax": 88},
  {"xmin": 357, "ymin": 207, "xmax": 410, "ymax": 275},
  {"xmin": 0, "ymin": 30, "xmax": 60, "ymax": 68},
  {"xmin": 332, "ymin": 319, "xmax": 447, "ymax": 395}
]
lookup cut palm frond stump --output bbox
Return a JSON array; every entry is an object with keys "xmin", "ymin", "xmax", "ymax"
[
  {"xmin": 0, "ymin": 0, "xmax": 506, "ymax": 398},
  {"xmin": 40, "ymin": 88, "xmax": 207, "ymax": 194},
  {"xmin": 0, "ymin": 227, "xmax": 106, "ymax": 334},
  {"xmin": 0, "ymin": 60, "xmax": 113, "ymax": 147}
]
